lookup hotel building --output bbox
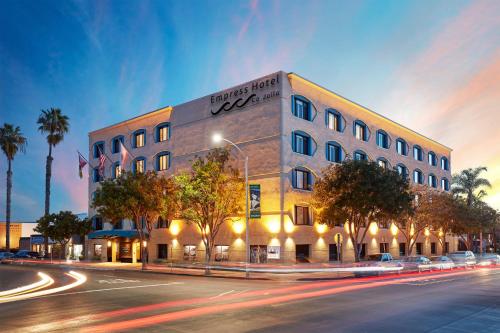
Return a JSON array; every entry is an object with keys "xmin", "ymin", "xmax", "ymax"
[{"xmin": 87, "ymin": 71, "xmax": 455, "ymax": 264}]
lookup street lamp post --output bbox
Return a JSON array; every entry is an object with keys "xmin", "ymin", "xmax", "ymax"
[{"xmin": 212, "ymin": 133, "xmax": 250, "ymax": 278}]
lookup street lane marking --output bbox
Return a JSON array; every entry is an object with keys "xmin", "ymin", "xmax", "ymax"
[
  {"xmin": 210, "ymin": 290, "xmax": 235, "ymax": 299},
  {"xmin": 30, "ymin": 281, "xmax": 184, "ymax": 299},
  {"xmin": 98, "ymin": 278, "xmax": 141, "ymax": 284}
]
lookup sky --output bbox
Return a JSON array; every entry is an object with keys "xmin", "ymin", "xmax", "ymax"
[{"xmin": 0, "ymin": 0, "xmax": 499, "ymax": 221}]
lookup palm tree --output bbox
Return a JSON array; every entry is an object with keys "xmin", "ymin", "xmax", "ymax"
[
  {"xmin": 37, "ymin": 108, "xmax": 69, "ymax": 255},
  {"xmin": 452, "ymin": 167, "xmax": 491, "ymax": 207},
  {"xmin": 0, "ymin": 124, "xmax": 27, "ymax": 250},
  {"xmin": 452, "ymin": 167, "xmax": 491, "ymax": 252}
]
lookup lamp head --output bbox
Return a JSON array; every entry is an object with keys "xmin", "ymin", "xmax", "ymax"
[{"xmin": 212, "ymin": 133, "xmax": 223, "ymax": 144}]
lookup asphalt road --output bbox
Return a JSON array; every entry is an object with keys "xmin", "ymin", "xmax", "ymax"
[{"xmin": 0, "ymin": 264, "xmax": 499, "ymax": 332}]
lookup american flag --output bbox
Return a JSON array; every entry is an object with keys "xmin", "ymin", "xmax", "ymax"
[
  {"xmin": 98, "ymin": 147, "xmax": 106, "ymax": 178},
  {"xmin": 119, "ymin": 141, "xmax": 129, "ymax": 170},
  {"xmin": 78, "ymin": 151, "xmax": 87, "ymax": 179}
]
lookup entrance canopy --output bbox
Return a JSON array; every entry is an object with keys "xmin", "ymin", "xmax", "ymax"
[{"xmin": 87, "ymin": 230, "xmax": 146, "ymax": 239}]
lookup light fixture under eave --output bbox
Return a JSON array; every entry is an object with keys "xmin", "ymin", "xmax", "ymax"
[
  {"xmin": 390, "ymin": 223, "xmax": 399, "ymax": 236},
  {"xmin": 369, "ymin": 222, "xmax": 379, "ymax": 235}
]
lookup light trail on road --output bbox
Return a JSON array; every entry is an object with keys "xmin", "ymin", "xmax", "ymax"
[
  {"xmin": 0, "ymin": 272, "xmax": 54, "ymax": 297},
  {"xmin": 82, "ymin": 268, "xmax": 498, "ymax": 333},
  {"xmin": 0, "ymin": 271, "xmax": 87, "ymax": 304}
]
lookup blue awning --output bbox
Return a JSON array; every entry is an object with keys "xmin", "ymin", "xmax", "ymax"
[{"xmin": 87, "ymin": 230, "xmax": 146, "ymax": 239}]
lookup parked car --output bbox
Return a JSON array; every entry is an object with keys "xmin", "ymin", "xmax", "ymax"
[
  {"xmin": 430, "ymin": 256, "xmax": 455, "ymax": 270},
  {"xmin": 0, "ymin": 252, "xmax": 15, "ymax": 260},
  {"xmin": 13, "ymin": 250, "xmax": 41, "ymax": 259},
  {"xmin": 476, "ymin": 253, "xmax": 500, "ymax": 266},
  {"xmin": 448, "ymin": 251, "xmax": 476, "ymax": 267},
  {"xmin": 365, "ymin": 253, "xmax": 399, "ymax": 267},
  {"xmin": 400, "ymin": 256, "xmax": 432, "ymax": 271}
]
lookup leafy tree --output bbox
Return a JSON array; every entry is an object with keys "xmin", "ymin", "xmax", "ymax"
[
  {"xmin": 452, "ymin": 167, "xmax": 492, "ymax": 251},
  {"xmin": 37, "ymin": 108, "xmax": 69, "ymax": 255},
  {"xmin": 313, "ymin": 159, "xmax": 413, "ymax": 262},
  {"xmin": 419, "ymin": 190, "xmax": 464, "ymax": 255},
  {"xmin": 0, "ymin": 123, "xmax": 27, "ymax": 251},
  {"xmin": 452, "ymin": 167, "xmax": 491, "ymax": 207},
  {"xmin": 175, "ymin": 148, "xmax": 244, "ymax": 274},
  {"xmin": 452, "ymin": 200, "xmax": 498, "ymax": 250},
  {"xmin": 35, "ymin": 211, "xmax": 89, "ymax": 259},
  {"xmin": 93, "ymin": 171, "xmax": 176, "ymax": 269}
]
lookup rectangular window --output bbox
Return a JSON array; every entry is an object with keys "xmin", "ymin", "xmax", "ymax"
[
  {"xmin": 327, "ymin": 144, "xmax": 342, "ymax": 163},
  {"xmin": 295, "ymin": 205, "xmax": 311, "ymax": 225},
  {"xmin": 355, "ymin": 123, "xmax": 365, "ymax": 141},
  {"xmin": 215, "ymin": 245, "xmax": 229, "ymax": 262},
  {"xmin": 294, "ymin": 169, "xmax": 310, "ymax": 190},
  {"xmin": 94, "ymin": 143, "xmax": 104, "ymax": 158},
  {"xmin": 156, "ymin": 217, "xmax": 170, "ymax": 229},
  {"xmin": 329, "ymin": 244, "xmax": 339, "ymax": 261},
  {"xmin": 158, "ymin": 244, "xmax": 168, "ymax": 259},
  {"xmin": 431, "ymin": 242, "xmax": 437, "ymax": 255},
  {"xmin": 294, "ymin": 133, "xmax": 309, "ymax": 155},
  {"xmin": 379, "ymin": 243, "xmax": 389, "ymax": 253},
  {"xmin": 135, "ymin": 132, "xmax": 145, "ymax": 148},
  {"xmin": 94, "ymin": 217, "xmax": 103, "ymax": 230},
  {"xmin": 183, "ymin": 245, "xmax": 196, "ymax": 261},
  {"xmin": 413, "ymin": 147, "xmax": 422, "ymax": 161},
  {"xmin": 135, "ymin": 159, "xmax": 144, "ymax": 173},
  {"xmin": 445, "ymin": 242, "xmax": 449, "ymax": 254},
  {"xmin": 378, "ymin": 160, "xmax": 387, "ymax": 169},
  {"xmin": 416, "ymin": 242, "xmax": 423, "ymax": 255},
  {"xmin": 396, "ymin": 140, "xmax": 406, "ymax": 155},
  {"xmin": 354, "ymin": 152, "xmax": 366, "ymax": 161},
  {"xmin": 399, "ymin": 243, "xmax": 406, "ymax": 256},
  {"xmin": 114, "ymin": 164, "xmax": 121, "ymax": 178},
  {"xmin": 328, "ymin": 112, "xmax": 340, "ymax": 131},
  {"xmin": 113, "ymin": 220, "xmax": 123, "ymax": 230},
  {"xmin": 159, "ymin": 126, "xmax": 169, "ymax": 142},
  {"xmin": 112, "ymin": 138, "xmax": 123, "ymax": 154},
  {"xmin": 294, "ymin": 98, "xmax": 309, "ymax": 120},
  {"xmin": 158, "ymin": 154, "xmax": 169, "ymax": 171}
]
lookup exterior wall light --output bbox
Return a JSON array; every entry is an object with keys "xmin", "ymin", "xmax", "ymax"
[
  {"xmin": 143, "ymin": 241, "xmax": 147, "ymax": 248},
  {"xmin": 267, "ymin": 218, "xmax": 280, "ymax": 234},
  {"xmin": 424, "ymin": 227, "xmax": 430, "ymax": 237},
  {"xmin": 284, "ymin": 219, "xmax": 295, "ymax": 234},
  {"xmin": 107, "ymin": 240, "xmax": 111, "ymax": 247},
  {"xmin": 315, "ymin": 223, "xmax": 327, "ymax": 234},
  {"xmin": 170, "ymin": 221, "xmax": 180, "ymax": 236},
  {"xmin": 390, "ymin": 223, "xmax": 399, "ymax": 236},
  {"xmin": 369, "ymin": 222, "xmax": 378, "ymax": 235},
  {"xmin": 232, "ymin": 220, "xmax": 245, "ymax": 235}
]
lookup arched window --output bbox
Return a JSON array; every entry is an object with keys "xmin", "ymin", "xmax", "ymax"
[
  {"xmin": 353, "ymin": 120, "xmax": 369, "ymax": 142},
  {"xmin": 325, "ymin": 109, "xmax": 344, "ymax": 132},
  {"xmin": 376, "ymin": 130, "xmax": 390, "ymax": 149},
  {"xmin": 156, "ymin": 151, "xmax": 171, "ymax": 171},
  {"xmin": 428, "ymin": 151, "xmax": 437, "ymax": 166},
  {"xmin": 396, "ymin": 163, "xmax": 408, "ymax": 179},
  {"xmin": 133, "ymin": 157, "xmax": 146, "ymax": 174},
  {"xmin": 395, "ymin": 138, "xmax": 408, "ymax": 156},
  {"xmin": 92, "ymin": 167, "xmax": 103, "ymax": 182},
  {"xmin": 326, "ymin": 141, "xmax": 343, "ymax": 163},
  {"xmin": 428, "ymin": 173, "xmax": 437, "ymax": 188},
  {"xmin": 112, "ymin": 161, "xmax": 121, "ymax": 179},
  {"xmin": 93, "ymin": 141, "xmax": 105, "ymax": 159},
  {"xmin": 111, "ymin": 136, "xmax": 124, "ymax": 154},
  {"xmin": 413, "ymin": 145, "xmax": 423, "ymax": 161},
  {"xmin": 292, "ymin": 95, "xmax": 314, "ymax": 121},
  {"xmin": 353, "ymin": 149, "xmax": 368, "ymax": 161},
  {"xmin": 155, "ymin": 122, "xmax": 171, "ymax": 143},
  {"xmin": 132, "ymin": 129, "xmax": 146, "ymax": 148},
  {"xmin": 441, "ymin": 157, "xmax": 449, "ymax": 171},
  {"xmin": 292, "ymin": 167, "xmax": 313, "ymax": 191},
  {"xmin": 292, "ymin": 130, "xmax": 315, "ymax": 156},
  {"xmin": 413, "ymin": 169, "xmax": 424, "ymax": 184},
  {"xmin": 441, "ymin": 178, "xmax": 450, "ymax": 191},
  {"xmin": 377, "ymin": 157, "xmax": 390, "ymax": 169}
]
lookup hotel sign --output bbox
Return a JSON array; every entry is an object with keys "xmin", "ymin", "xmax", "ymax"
[{"xmin": 210, "ymin": 73, "xmax": 281, "ymax": 115}]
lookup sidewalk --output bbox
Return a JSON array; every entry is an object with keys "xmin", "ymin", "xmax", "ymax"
[{"xmin": 2, "ymin": 259, "xmax": 374, "ymax": 281}]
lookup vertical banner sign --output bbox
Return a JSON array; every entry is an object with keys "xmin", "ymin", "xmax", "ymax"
[{"xmin": 249, "ymin": 184, "xmax": 261, "ymax": 218}]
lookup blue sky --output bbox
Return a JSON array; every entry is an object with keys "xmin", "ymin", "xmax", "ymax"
[{"xmin": 1, "ymin": 0, "xmax": 499, "ymax": 221}]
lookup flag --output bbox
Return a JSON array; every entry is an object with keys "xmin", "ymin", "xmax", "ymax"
[
  {"xmin": 98, "ymin": 147, "xmax": 106, "ymax": 178},
  {"xmin": 119, "ymin": 141, "xmax": 129, "ymax": 171},
  {"xmin": 78, "ymin": 152, "xmax": 87, "ymax": 179}
]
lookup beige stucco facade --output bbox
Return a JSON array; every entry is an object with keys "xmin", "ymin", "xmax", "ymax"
[{"xmin": 87, "ymin": 71, "xmax": 456, "ymax": 264}]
